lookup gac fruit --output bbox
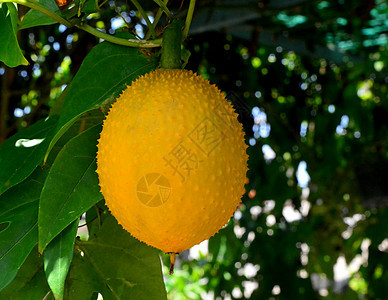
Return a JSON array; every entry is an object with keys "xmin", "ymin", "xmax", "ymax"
[{"xmin": 96, "ymin": 69, "xmax": 248, "ymax": 264}]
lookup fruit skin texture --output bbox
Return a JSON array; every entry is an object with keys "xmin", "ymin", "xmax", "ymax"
[{"xmin": 96, "ymin": 69, "xmax": 248, "ymax": 253}]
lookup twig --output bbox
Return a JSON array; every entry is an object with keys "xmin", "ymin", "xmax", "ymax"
[
  {"xmin": 153, "ymin": 0, "xmax": 173, "ymax": 20},
  {"xmin": 183, "ymin": 0, "xmax": 196, "ymax": 39},
  {"xmin": 78, "ymin": 215, "xmax": 98, "ymax": 228},
  {"xmin": 145, "ymin": 0, "xmax": 170, "ymax": 40},
  {"xmin": 130, "ymin": 0, "xmax": 157, "ymax": 39},
  {"xmin": 113, "ymin": 0, "xmax": 131, "ymax": 28},
  {"xmin": 75, "ymin": 23, "xmax": 162, "ymax": 47}
]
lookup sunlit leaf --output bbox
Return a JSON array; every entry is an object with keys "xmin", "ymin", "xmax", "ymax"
[
  {"xmin": 81, "ymin": 0, "xmax": 98, "ymax": 14},
  {"xmin": 0, "ymin": 246, "xmax": 51, "ymax": 298},
  {"xmin": 0, "ymin": 116, "xmax": 57, "ymax": 196},
  {"xmin": 39, "ymin": 123, "xmax": 102, "ymax": 253},
  {"xmin": 18, "ymin": 0, "xmax": 61, "ymax": 30},
  {"xmin": 44, "ymin": 220, "xmax": 78, "ymax": 300},
  {"xmin": 66, "ymin": 215, "xmax": 167, "ymax": 300},
  {"xmin": 45, "ymin": 41, "xmax": 157, "ymax": 162},
  {"xmin": 0, "ymin": 3, "xmax": 28, "ymax": 67},
  {"xmin": 0, "ymin": 169, "xmax": 47, "ymax": 291}
]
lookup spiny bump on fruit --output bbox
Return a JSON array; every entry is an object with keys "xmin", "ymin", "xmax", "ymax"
[{"xmin": 96, "ymin": 68, "xmax": 249, "ymax": 271}]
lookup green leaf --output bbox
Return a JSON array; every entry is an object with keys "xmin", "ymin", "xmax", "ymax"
[
  {"xmin": 0, "ymin": 168, "xmax": 47, "ymax": 291},
  {"xmin": 49, "ymin": 84, "xmax": 70, "ymax": 116},
  {"xmin": 45, "ymin": 41, "xmax": 157, "ymax": 162},
  {"xmin": 0, "ymin": 246, "xmax": 51, "ymax": 299},
  {"xmin": 85, "ymin": 200, "xmax": 105, "ymax": 241},
  {"xmin": 0, "ymin": 3, "xmax": 28, "ymax": 67},
  {"xmin": 44, "ymin": 220, "xmax": 78, "ymax": 300},
  {"xmin": 81, "ymin": 0, "xmax": 98, "ymax": 14},
  {"xmin": 39, "ymin": 123, "xmax": 103, "ymax": 253},
  {"xmin": 66, "ymin": 215, "xmax": 167, "ymax": 300},
  {"xmin": 208, "ymin": 231, "xmax": 222, "ymax": 259},
  {"xmin": 46, "ymin": 110, "xmax": 105, "ymax": 168},
  {"xmin": 18, "ymin": 0, "xmax": 61, "ymax": 30},
  {"xmin": 0, "ymin": 116, "xmax": 58, "ymax": 196}
]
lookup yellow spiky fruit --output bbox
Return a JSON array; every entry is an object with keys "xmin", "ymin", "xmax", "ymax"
[{"xmin": 96, "ymin": 69, "xmax": 248, "ymax": 254}]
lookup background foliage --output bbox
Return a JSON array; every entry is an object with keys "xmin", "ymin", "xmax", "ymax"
[{"xmin": 0, "ymin": 0, "xmax": 387, "ymax": 299}]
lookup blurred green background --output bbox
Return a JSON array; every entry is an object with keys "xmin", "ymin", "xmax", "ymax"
[{"xmin": 1, "ymin": 0, "xmax": 387, "ymax": 298}]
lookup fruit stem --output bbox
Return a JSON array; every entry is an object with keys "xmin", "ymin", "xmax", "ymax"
[
  {"xmin": 169, "ymin": 253, "xmax": 176, "ymax": 275},
  {"xmin": 160, "ymin": 20, "xmax": 184, "ymax": 69}
]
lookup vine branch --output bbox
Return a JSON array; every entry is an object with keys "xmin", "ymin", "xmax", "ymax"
[
  {"xmin": 130, "ymin": 0, "xmax": 156, "ymax": 39},
  {"xmin": 113, "ymin": 0, "xmax": 131, "ymax": 29},
  {"xmin": 145, "ymin": 0, "xmax": 169, "ymax": 40},
  {"xmin": 77, "ymin": 23, "xmax": 161, "ymax": 47},
  {"xmin": 183, "ymin": 0, "xmax": 196, "ymax": 39},
  {"xmin": 0, "ymin": 0, "xmax": 162, "ymax": 48},
  {"xmin": 153, "ymin": 0, "xmax": 173, "ymax": 20}
]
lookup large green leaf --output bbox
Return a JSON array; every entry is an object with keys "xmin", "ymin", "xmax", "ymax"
[
  {"xmin": 44, "ymin": 220, "xmax": 78, "ymax": 300},
  {"xmin": 66, "ymin": 215, "xmax": 167, "ymax": 300},
  {"xmin": 0, "ymin": 246, "xmax": 51, "ymax": 299},
  {"xmin": 39, "ymin": 123, "xmax": 103, "ymax": 253},
  {"xmin": 0, "ymin": 116, "xmax": 58, "ymax": 196},
  {"xmin": 45, "ymin": 110, "xmax": 105, "ymax": 167},
  {"xmin": 18, "ymin": 0, "xmax": 61, "ymax": 30},
  {"xmin": 0, "ymin": 168, "xmax": 47, "ymax": 291},
  {"xmin": 0, "ymin": 3, "xmax": 28, "ymax": 67},
  {"xmin": 45, "ymin": 41, "xmax": 157, "ymax": 161}
]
